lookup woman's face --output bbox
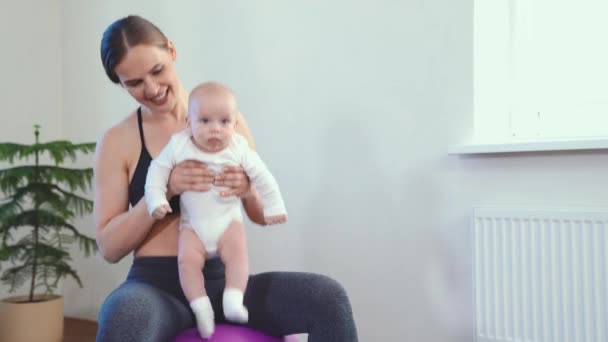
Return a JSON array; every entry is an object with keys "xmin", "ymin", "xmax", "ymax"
[{"xmin": 114, "ymin": 43, "xmax": 180, "ymax": 112}]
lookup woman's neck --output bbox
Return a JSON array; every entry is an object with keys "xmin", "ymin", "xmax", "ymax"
[
  {"xmin": 170, "ymin": 84, "xmax": 189, "ymax": 121},
  {"xmin": 144, "ymin": 84, "xmax": 189, "ymax": 123}
]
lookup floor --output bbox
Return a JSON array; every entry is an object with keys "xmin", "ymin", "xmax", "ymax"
[{"xmin": 63, "ymin": 317, "xmax": 97, "ymax": 342}]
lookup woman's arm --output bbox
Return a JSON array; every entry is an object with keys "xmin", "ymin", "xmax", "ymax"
[
  {"xmin": 93, "ymin": 126, "xmax": 157, "ymax": 263},
  {"xmin": 241, "ymin": 188, "xmax": 266, "ymax": 225}
]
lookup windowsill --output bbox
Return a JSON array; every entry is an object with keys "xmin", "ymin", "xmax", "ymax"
[{"xmin": 448, "ymin": 137, "xmax": 608, "ymax": 155}]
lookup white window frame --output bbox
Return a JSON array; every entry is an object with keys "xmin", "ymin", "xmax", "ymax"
[{"xmin": 453, "ymin": 0, "xmax": 608, "ymax": 154}]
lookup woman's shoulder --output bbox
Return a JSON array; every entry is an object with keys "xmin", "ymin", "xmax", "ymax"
[
  {"xmin": 98, "ymin": 110, "xmax": 139, "ymax": 144},
  {"xmin": 234, "ymin": 111, "xmax": 256, "ymax": 150},
  {"xmin": 95, "ymin": 109, "xmax": 140, "ymax": 161}
]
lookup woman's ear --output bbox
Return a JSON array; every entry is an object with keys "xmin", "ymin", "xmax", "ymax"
[{"xmin": 167, "ymin": 40, "xmax": 177, "ymax": 60}]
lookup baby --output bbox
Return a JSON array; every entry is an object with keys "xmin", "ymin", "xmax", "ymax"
[{"xmin": 145, "ymin": 81, "xmax": 287, "ymax": 338}]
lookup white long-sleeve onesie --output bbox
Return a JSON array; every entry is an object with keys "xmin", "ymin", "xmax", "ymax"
[{"xmin": 145, "ymin": 130, "xmax": 287, "ymax": 256}]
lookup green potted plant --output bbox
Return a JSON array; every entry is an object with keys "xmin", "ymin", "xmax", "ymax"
[{"xmin": 0, "ymin": 125, "xmax": 97, "ymax": 342}]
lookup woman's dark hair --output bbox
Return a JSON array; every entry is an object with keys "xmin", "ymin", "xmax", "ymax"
[{"xmin": 100, "ymin": 15, "xmax": 168, "ymax": 84}]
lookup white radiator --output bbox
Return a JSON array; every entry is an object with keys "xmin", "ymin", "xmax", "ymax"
[{"xmin": 473, "ymin": 206, "xmax": 608, "ymax": 342}]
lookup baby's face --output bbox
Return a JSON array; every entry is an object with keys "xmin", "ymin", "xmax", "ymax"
[{"xmin": 189, "ymin": 93, "xmax": 237, "ymax": 153}]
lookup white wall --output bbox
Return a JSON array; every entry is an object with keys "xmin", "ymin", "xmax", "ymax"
[
  {"xmin": 0, "ymin": 0, "xmax": 62, "ymax": 142},
  {"xmin": 0, "ymin": 0, "xmax": 64, "ymax": 299},
  {"xmin": 56, "ymin": 2, "xmax": 473, "ymax": 340},
  {"xmin": 3, "ymin": 1, "xmax": 608, "ymax": 341}
]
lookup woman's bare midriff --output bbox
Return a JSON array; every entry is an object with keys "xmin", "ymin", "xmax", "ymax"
[
  {"xmin": 134, "ymin": 208, "xmax": 181, "ymax": 257},
  {"xmin": 123, "ymin": 112, "xmax": 182, "ymax": 258}
]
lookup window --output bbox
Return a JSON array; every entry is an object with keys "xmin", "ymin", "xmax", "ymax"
[{"xmin": 474, "ymin": 0, "xmax": 608, "ymax": 143}]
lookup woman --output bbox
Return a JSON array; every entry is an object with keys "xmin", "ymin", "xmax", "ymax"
[{"xmin": 94, "ymin": 15, "xmax": 358, "ymax": 342}]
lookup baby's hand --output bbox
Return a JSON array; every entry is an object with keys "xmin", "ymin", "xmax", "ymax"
[
  {"xmin": 152, "ymin": 204, "xmax": 172, "ymax": 219},
  {"xmin": 265, "ymin": 214, "xmax": 288, "ymax": 225}
]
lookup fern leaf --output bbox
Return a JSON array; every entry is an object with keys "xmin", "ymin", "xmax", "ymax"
[
  {"xmin": 0, "ymin": 141, "xmax": 95, "ymax": 164},
  {"xmin": 0, "ymin": 166, "xmax": 93, "ymax": 194},
  {"xmin": 1, "ymin": 264, "xmax": 30, "ymax": 292}
]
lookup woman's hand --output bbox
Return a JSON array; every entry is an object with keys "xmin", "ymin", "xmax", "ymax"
[
  {"xmin": 167, "ymin": 160, "xmax": 215, "ymax": 198},
  {"xmin": 214, "ymin": 165, "xmax": 252, "ymax": 197}
]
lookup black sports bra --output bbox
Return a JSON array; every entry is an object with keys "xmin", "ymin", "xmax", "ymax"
[{"xmin": 128, "ymin": 107, "xmax": 180, "ymax": 213}]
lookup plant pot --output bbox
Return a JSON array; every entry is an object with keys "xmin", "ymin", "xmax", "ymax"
[{"xmin": 0, "ymin": 294, "xmax": 64, "ymax": 342}]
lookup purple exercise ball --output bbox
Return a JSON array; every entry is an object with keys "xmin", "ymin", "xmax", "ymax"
[{"xmin": 172, "ymin": 325, "xmax": 299, "ymax": 342}]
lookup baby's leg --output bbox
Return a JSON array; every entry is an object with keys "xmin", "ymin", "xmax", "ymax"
[
  {"xmin": 217, "ymin": 221, "xmax": 249, "ymax": 323},
  {"xmin": 178, "ymin": 228, "xmax": 214, "ymax": 338}
]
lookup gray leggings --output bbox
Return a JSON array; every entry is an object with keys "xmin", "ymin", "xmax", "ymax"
[{"xmin": 96, "ymin": 257, "xmax": 358, "ymax": 342}]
